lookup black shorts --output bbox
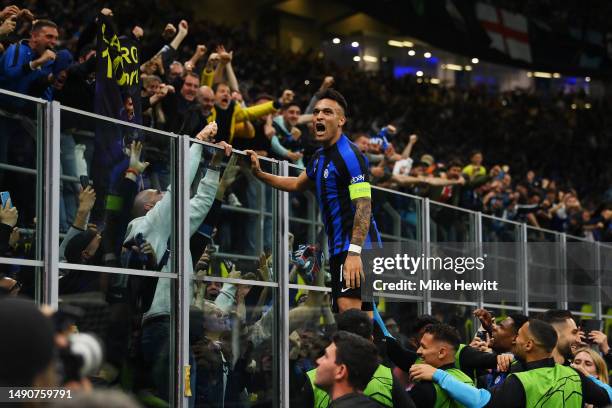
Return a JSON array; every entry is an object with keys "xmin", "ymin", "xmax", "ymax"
[{"xmin": 329, "ymin": 251, "xmax": 373, "ymax": 313}]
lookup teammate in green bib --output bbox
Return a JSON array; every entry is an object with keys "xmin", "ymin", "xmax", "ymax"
[
  {"xmin": 410, "ymin": 319, "xmax": 611, "ymax": 408},
  {"xmin": 299, "ymin": 309, "xmax": 415, "ymax": 408},
  {"xmin": 307, "ymin": 363, "xmax": 394, "ymax": 408},
  {"xmin": 408, "ymin": 323, "xmax": 475, "ymax": 408}
]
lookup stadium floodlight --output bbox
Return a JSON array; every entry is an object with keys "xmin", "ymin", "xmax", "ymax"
[
  {"xmin": 464, "ymin": 65, "xmax": 472, "ymax": 71},
  {"xmin": 351, "ymin": 41, "xmax": 359, "ymax": 48},
  {"xmin": 533, "ymin": 71, "xmax": 552, "ymax": 78},
  {"xmin": 353, "ymin": 56, "xmax": 361, "ymax": 62},
  {"xmin": 304, "ymin": 80, "xmax": 310, "ymax": 85},
  {"xmin": 388, "ymin": 40, "xmax": 414, "ymax": 48},
  {"xmin": 430, "ymin": 78, "xmax": 441, "ymax": 84},
  {"xmin": 585, "ymin": 77, "xmax": 591, "ymax": 82},
  {"xmin": 585, "ymin": 103, "xmax": 592, "ymax": 109},
  {"xmin": 471, "ymin": 58, "xmax": 479, "ymax": 64},
  {"xmin": 552, "ymin": 73, "xmax": 561, "ymax": 78},
  {"xmin": 332, "ymin": 38, "xmax": 341, "ymax": 44},
  {"xmin": 445, "ymin": 63, "xmax": 463, "ymax": 71},
  {"xmin": 416, "ymin": 70, "xmax": 424, "ymax": 77},
  {"xmin": 424, "ymin": 52, "xmax": 432, "ymax": 58},
  {"xmin": 363, "ymin": 55, "xmax": 378, "ymax": 63},
  {"xmin": 571, "ymin": 104, "xmax": 577, "ymax": 109},
  {"xmin": 408, "ymin": 50, "xmax": 416, "ymax": 56}
]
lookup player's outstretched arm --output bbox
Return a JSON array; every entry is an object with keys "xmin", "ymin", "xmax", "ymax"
[{"xmin": 245, "ymin": 150, "xmax": 312, "ymax": 192}]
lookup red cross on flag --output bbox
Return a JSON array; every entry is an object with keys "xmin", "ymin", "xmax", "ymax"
[{"xmin": 476, "ymin": 2, "xmax": 532, "ymax": 63}]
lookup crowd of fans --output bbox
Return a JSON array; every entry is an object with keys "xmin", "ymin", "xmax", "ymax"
[
  {"xmin": 2, "ymin": 295, "xmax": 612, "ymax": 408},
  {"xmin": 0, "ymin": 1, "xmax": 608, "ymax": 243},
  {"xmin": 0, "ymin": 1, "xmax": 610, "ymax": 407}
]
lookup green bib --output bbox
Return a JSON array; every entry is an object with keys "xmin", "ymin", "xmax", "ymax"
[
  {"xmin": 363, "ymin": 365, "xmax": 394, "ymax": 407},
  {"xmin": 433, "ymin": 367, "xmax": 474, "ymax": 408},
  {"xmin": 307, "ymin": 369, "xmax": 330, "ymax": 408},
  {"xmin": 510, "ymin": 364, "xmax": 582, "ymax": 408},
  {"xmin": 307, "ymin": 364, "xmax": 394, "ymax": 408},
  {"xmin": 454, "ymin": 344, "xmax": 466, "ymax": 370}
]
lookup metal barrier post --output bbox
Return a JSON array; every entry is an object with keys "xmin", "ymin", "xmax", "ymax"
[
  {"xmin": 520, "ymin": 224, "xmax": 529, "ymax": 315},
  {"xmin": 559, "ymin": 233, "xmax": 568, "ymax": 310},
  {"xmin": 174, "ymin": 135, "xmax": 190, "ymax": 408},
  {"xmin": 475, "ymin": 211, "xmax": 484, "ymax": 309},
  {"xmin": 277, "ymin": 160, "xmax": 290, "ymax": 407},
  {"xmin": 422, "ymin": 198, "xmax": 432, "ymax": 314},
  {"xmin": 42, "ymin": 101, "xmax": 60, "ymax": 308},
  {"xmin": 595, "ymin": 242, "xmax": 602, "ymax": 319}
]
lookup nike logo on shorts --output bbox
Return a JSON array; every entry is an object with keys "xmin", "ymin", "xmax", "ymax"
[{"xmin": 340, "ymin": 265, "xmax": 350, "ymax": 292}]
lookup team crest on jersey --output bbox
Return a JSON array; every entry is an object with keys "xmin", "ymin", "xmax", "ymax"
[{"xmin": 323, "ymin": 168, "xmax": 329, "ymax": 178}]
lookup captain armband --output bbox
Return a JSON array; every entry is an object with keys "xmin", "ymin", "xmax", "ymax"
[{"xmin": 349, "ymin": 182, "xmax": 371, "ymax": 200}]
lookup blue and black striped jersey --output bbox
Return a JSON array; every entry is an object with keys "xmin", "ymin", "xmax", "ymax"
[{"xmin": 306, "ymin": 134, "xmax": 382, "ymax": 257}]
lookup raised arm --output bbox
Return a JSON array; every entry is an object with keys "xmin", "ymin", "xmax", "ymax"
[
  {"xmin": 200, "ymin": 52, "xmax": 219, "ymax": 87},
  {"xmin": 184, "ymin": 44, "xmax": 207, "ymax": 73},
  {"xmin": 245, "ymin": 150, "xmax": 312, "ymax": 192},
  {"xmin": 402, "ymin": 134, "xmax": 418, "ymax": 159},
  {"xmin": 169, "ymin": 20, "xmax": 188, "ymax": 51},
  {"xmin": 213, "ymin": 45, "xmax": 232, "ymax": 85},
  {"xmin": 224, "ymin": 55, "xmax": 240, "ymax": 92}
]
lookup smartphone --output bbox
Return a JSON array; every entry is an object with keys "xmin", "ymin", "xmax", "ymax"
[
  {"xmin": 476, "ymin": 330, "xmax": 488, "ymax": 341},
  {"xmin": 0, "ymin": 191, "xmax": 12, "ymax": 208},
  {"xmin": 79, "ymin": 175, "xmax": 90, "ymax": 190},
  {"xmin": 582, "ymin": 319, "xmax": 603, "ymax": 342}
]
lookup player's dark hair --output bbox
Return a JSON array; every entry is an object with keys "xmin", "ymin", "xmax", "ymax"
[
  {"xmin": 423, "ymin": 323, "xmax": 461, "ymax": 350},
  {"xmin": 508, "ymin": 314, "xmax": 529, "ymax": 333},
  {"xmin": 336, "ymin": 308, "xmax": 372, "ymax": 340},
  {"xmin": 527, "ymin": 319, "xmax": 558, "ymax": 353},
  {"xmin": 332, "ymin": 331, "xmax": 379, "ymax": 390},
  {"xmin": 412, "ymin": 314, "xmax": 440, "ymax": 335},
  {"xmin": 540, "ymin": 309, "xmax": 574, "ymax": 326},
  {"xmin": 315, "ymin": 88, "xmax": 348, "ymax": 115}
]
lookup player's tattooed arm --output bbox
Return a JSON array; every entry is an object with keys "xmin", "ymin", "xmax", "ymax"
[{"xmin": 350, "ymin": 197, "xmax": 371, "ymax": 249}]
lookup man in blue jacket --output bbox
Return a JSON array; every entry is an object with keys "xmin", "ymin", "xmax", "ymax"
[
  {"xmin": 0, "ymin": 19, "xmax": 58, "ymax": 222},
  {"xmin": 0, "ymin": 19, "xmax": 58, "ymax": 104}
]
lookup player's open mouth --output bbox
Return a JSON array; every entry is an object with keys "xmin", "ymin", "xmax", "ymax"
[{"xmin": 315, "ymin": 122, "xmax": 326, "ymax": 135}]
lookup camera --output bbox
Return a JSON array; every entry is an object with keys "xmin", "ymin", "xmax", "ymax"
[
  {"xmin": 133, "ymin": 233, "xmax": 150, "ymax": 265},
  {"xmin": 59, "ymin": 333, "xmax": 104, "ymax": 383},
  {"xmin": 53, "ymin": 305, "xmax": 104, "ymax": 384}
]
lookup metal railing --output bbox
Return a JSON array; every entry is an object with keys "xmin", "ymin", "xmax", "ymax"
[{"xmin": 0, "ymin": 88, "xmax": 610, "ymax": 407}]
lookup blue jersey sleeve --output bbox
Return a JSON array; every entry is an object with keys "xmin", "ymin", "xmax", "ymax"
[
  {"xmin": 433, "ymin": 370, "xmax": 491, "ymax": 408},
  {"xmin": 340, "ymin": 141, "xmax": 371, "ymax": 200},
  {"xmin": 587, "ymin": 375, "xmax": 612, "ymax": 402},
  {"xmin": 305, "ymin": 151, "xmax": 320, "ymax": 180}
]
